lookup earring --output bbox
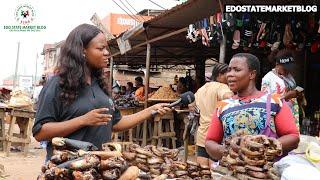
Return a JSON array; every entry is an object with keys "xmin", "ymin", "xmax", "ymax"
[{"xmin": 83, "ymin": 54, "xmax": 86, "ymax": 58}]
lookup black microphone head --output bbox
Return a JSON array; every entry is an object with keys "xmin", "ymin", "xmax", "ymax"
[{"xmin": 180, "ymin": 91, "xmax": 195, "ymax": 105}]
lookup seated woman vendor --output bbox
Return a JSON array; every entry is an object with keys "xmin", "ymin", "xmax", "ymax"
[{"xmin": 205, "ymin": 53, "xmax": 300, "ymax": 161}]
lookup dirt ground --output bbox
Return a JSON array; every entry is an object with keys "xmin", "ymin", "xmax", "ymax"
[{"xmin": 0, "ymin": 137, "xmax": 46, "ymax": 180}]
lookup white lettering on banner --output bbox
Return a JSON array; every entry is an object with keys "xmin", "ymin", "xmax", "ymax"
[
  {"xmin": 226, "ymin": 5, "xmax": 231, "ymax": 12},
  {"xmin": 117, "ymin": 17, "xmax": 139, "ymax": 26},
  {"xmin": 225, "ymin": 5, "xmax": 318, "ymax": 13},
  {"xmin": 280, "ymin": 58, "xmax": 290, "ymax": 64},
  {"xmin": 279, "ymin": 57, "xmax": 293, "ymax": 64}
]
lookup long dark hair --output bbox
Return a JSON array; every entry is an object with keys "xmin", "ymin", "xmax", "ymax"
[{"xmin": 57, "ymin": 24, "xmax": 108, "ymax": 105}]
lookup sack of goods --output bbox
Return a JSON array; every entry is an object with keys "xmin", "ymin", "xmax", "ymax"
[
  {"xmin": 212, "ymin": 131, "xmax": 282, "ymax": 180},
  {"xmin": 7, "ymin": 88, "xmax": 33, "ymax": 110}
]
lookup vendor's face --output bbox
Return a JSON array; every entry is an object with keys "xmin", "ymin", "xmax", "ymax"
[
  {"xmin": 226, "ymin": 57, "xmax": 254, "ymax": 92},
  {"xmin": 84, "ymin": 32, "xmax": 109, "ymax": 69}
]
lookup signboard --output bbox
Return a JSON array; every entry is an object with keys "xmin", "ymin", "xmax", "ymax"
[
  {"xmin": 90, "ymin": 13, "xmax": 115, "ymax": 41},
  {"xmin": 116, "ymin": 37, "xmax": 131, "ymax": 55},
  {"xmin": 18, "ymin": 76, "xmax": 33, "ymax": 89},
  {"xmin": 104, "ymin": 13, "xmax": 152, "ymax": 36}
]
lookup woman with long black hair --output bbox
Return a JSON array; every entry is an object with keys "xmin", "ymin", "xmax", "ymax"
[{"xmin": 32, "ymin": 24, "xmax": 171, "ymax": 160}]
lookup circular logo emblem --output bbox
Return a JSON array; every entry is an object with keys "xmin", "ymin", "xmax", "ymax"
[{"xmin": 15, "ymin": 4, "xmax": 35, "ymax": 25}]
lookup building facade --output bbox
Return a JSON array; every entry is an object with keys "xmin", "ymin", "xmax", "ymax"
[{"xmin": 41, "ymin": 41, "xmax": 64, "ymax": 79}]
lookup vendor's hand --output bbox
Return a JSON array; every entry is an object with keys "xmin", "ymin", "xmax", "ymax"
[
  {"xmin": 82, "ymin": 108, "xmax": 112, "ymax": 126},
  {"xmin": 151, "ymin": 103, "xmax": 172, "ymax": 116}
]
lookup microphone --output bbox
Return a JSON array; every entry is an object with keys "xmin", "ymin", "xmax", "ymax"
[{"xmin": 151, "ymin": 91, "xmax": 195, "ymax": 116}]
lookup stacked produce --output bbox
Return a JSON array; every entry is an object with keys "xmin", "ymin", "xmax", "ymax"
[
  {"xmin": 114, "ymin": 95, "xmax": 139, "ymax": 108},
  {"xmin": 122, "ymin": 144, "xmax": 212, "ymax": 179},
  {"xmin": 212, "ymin": 132, "xmax": 282, "ymax": 180},
  {"xmin": 150, "ymin": 86, "xmax": 179, "ymax": 100},
  {"xmin": 38, "ymin": 137, "xmax": 139, "ymax": 180},
  {"xmin": 38, "ymin": 138, "xmax": 212, "ymax": 179}
]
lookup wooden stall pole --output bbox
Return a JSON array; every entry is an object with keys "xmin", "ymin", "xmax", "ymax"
[
  {"xmin": 142, "ymin": 43, "xmax": 151, "ymax": 147},
  {"xmin": 218, "ymin": 0, "xmax": 226, "ymax": 63},
  {"xmin": 195, "ymin": 57, "xmax": 206, "ymax": 91},
  {"xmin": 219, "ymin": 34, "xmax": 226, "ymax": 63}
]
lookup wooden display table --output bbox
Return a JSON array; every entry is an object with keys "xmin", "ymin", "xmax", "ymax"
[
  {"xmin": 152, "ymin": 112, "xmax": 176, "ymax": 148},
  {"xmin": 0, "ymin": 107, "xmax": 6, "ymax": 151},
  {"xmin": 0, "ymin": 106, "xmax": 35, "ymax": 156}
]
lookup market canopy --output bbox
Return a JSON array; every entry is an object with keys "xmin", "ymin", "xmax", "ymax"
[{"xmin": 107, "ymin": 0, "xmax": 309, "ymax": 66}]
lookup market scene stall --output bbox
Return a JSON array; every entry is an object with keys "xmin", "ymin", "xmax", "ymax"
[{"xmin": 0, "ymin": 0, "xmax": 320, "ymax": 179}]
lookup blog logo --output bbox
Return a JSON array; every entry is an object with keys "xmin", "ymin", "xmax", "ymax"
[{"xmin": 15, "ymin": 4, "xmax": 36, "ymax": 25}]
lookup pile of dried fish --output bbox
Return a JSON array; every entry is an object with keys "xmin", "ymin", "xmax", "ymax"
[
  {"xmin": 122, "ymin": 144, "xmax": 212, "ymax": 179},
  {"xmin": 213, "ymin": 133, "xmax": 282, "ymax": 180},
  {"xmin": 38, "ymin": 138, "xmax": 138, "ymax": 180}
]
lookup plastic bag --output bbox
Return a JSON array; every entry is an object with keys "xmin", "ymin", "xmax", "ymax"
[
  {"xmin": 281, "ymin": 164, "xmax": 320, "ymax": 180},
  {"xmin": 274, "ymin": 154, "xmax": 320, "ymax": 180}
]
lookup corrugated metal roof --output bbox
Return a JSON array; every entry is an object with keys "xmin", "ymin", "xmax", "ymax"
[{"xmin": 108, "ymin": 0, "xmax": 319, "ymax": 66}]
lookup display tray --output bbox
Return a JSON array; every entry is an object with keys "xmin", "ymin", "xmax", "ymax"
[{"xmin": 147, "ymin": 98, "xmax": 178, "ymax": 102}]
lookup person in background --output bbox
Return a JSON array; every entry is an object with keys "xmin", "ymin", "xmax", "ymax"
[
  {"xmin": 32, "ymin": 24, "xmax": 171, "ymax": 160},
  {"xmin": 112, "ymin": 90, "xmax": 121, "ymax": 100},
  {"xmin": 125, "ymin": 82, "xmax": 135, "ymax": 97},
  {"xmin": 120, "ymin": 86, "xmax": 126, "ymax": 95},
  {"xmin": 205, "ymin": 53, "xmax": 299, "ymax": 161},
  {"xmin": 261, "ymin": 49, "xmax": 301, "ymax": 129},
  {"xmin": 185, "ymin": 75, "xmax": 195, "ymax": 93},
  {"xmin": 134, "ymin": 76, "xmax": 145, "ymax": 101},
  {"xmin": 190, "ymin": 63, "xmax": 233, "ymax": 166},
  {"xmin": 177, "ymin": 77, "xmax": 188, "ymax": 94}
]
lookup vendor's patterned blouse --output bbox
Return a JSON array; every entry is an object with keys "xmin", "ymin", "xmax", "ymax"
[{"xmin": 216, "ymin": 93, "xmax": 282, "ymax": 138}]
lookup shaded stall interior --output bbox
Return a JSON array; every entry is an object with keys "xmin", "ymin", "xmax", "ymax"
[{"xmin": 106, "ymin": 0, "xmax": 320, "ymax": 145}]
